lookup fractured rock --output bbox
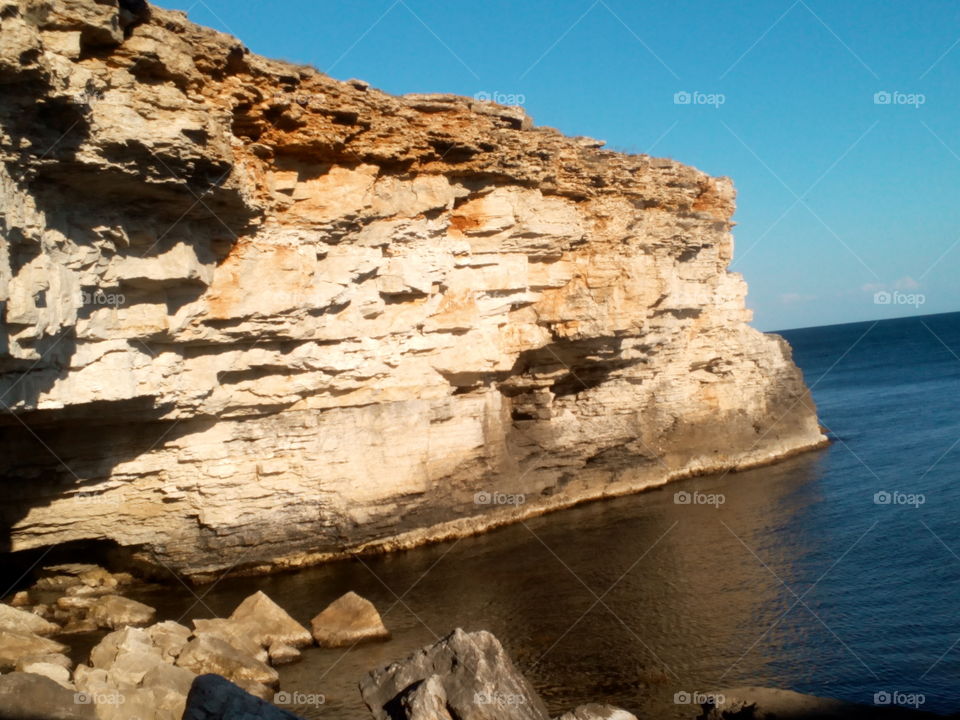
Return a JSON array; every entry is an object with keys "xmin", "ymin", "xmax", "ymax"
[
  {"xmin": 176, "ymin": 635, "xmax": 279, "ymax": 688},
  {"xmin": 361, "ymin": 628, "xmax": 549, "ymax": 720},
  {"xmin": 310, "ymin": 591, "xmax": 389, "ymax": 647},
  {"xmin": 193, "ymin": 618, "xmax": 270, "ymax": 664}
]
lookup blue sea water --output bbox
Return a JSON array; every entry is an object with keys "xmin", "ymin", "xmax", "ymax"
[{"xmin": 127, "ymin": 311, "xmax": 960, "ymax": 719}]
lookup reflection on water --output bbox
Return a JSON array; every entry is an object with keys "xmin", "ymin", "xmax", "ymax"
[
  {"xmin": 127, "ymin": 313, "xmax": 960, "ymax": 719},
  {"xmin": 132, "ymin": 452, "xmax": 833, "ymax": 720}
]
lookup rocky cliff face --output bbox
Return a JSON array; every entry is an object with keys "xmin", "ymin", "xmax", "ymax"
[{"xmin": 0, "ymin": 0, "xmax": 826, "ymax": 580}]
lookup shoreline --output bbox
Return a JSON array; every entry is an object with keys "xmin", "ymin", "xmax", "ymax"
[{"xmin": 181, "ymin": 434, "xmax": 831, "ymax": 584}]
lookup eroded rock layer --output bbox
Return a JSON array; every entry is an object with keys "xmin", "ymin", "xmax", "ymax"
[{"xmin": 0, "ymin": 0, "xmax": 825, "ymax": 579}]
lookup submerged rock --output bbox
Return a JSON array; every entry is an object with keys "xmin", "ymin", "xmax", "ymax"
[
  {"xmin": 310, "ymin": 591, "xmax": 390, "ymax": 647},
  {"xmin": 361, "ymin": 628, "xmax": 550, "ymax": 720}
]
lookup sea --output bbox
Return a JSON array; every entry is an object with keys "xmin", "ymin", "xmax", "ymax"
[{"xmin": 128, "ymin": 310, "xmax": 960, "ymax": 719}]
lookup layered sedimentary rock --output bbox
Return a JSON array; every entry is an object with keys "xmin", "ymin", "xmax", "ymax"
[{"xmin": 0, "ymin": 0, "xmax": 825, "ymax": 579}]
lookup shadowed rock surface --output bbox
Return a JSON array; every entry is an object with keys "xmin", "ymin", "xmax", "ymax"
[
  {"xmin": 361, "ymin": 628, "xmax": 552, "ymax": 720},
  {"xmin": 182, "ymin": 674, "xmax": 305, "ymax": 720}
]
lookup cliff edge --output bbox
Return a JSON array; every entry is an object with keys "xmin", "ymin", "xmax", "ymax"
[{"xmin": 0, "ymin": 0, "xmax": 826, "ymax": 579}]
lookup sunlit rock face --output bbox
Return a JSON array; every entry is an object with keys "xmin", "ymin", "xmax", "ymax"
[{"xmin": 0, "ymin": 0, "xmax": 825, "ymax": 579}]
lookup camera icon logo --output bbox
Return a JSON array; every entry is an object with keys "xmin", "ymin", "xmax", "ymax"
[
  {"xmin": 874, "ymin": 91, "xmax": 892, "ymax": 105},
  {"xmin": 874, "ymin": 491, "xmax": 892, "ymax": 505},
  {"xmin": 674, "ymin": 91, "xmax": 692, "ymax": 105}
]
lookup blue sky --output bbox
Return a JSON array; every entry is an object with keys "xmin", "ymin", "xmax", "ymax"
[{"xmin": 154, "ymin": 0, "xmax": 960, "ymax": 331}]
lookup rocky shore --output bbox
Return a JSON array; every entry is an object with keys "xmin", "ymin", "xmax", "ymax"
[
  {"xmin": 0, "ymin": 564, "xmax": 951, "ymax": 720},
  {"xmin": 0, "ymin": 0, "xmax": 826, "ymax": 580}
]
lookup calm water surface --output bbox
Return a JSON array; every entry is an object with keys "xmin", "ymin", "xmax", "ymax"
[{"xmin": 129, "ymin": 311, "xmax": 960, "ymax": 719}]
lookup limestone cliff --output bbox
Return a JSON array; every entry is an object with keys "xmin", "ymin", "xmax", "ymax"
[{"xmin": 0, "ymin": 0, "xmax": 826, "ymax": 579}]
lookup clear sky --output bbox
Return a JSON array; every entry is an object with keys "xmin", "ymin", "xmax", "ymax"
[{"xmin": 153, "ymin": 0, "xmax": 960, "ymax": 331}]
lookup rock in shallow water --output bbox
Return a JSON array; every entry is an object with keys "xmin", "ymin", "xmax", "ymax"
[
  {"xmin": 310, "ymin": 591, "xmax": 390, "ymax": 647},
  {"xmin": 361, "ymin": 628, "xmax": 551, "ymax": 720},
  {"xmin": 87, "ymin": 595, "xmax": 157, "ymax": 630},
  {"xmin": 228, "ymin": 591, "xmax": 313, "ymax": 649}
]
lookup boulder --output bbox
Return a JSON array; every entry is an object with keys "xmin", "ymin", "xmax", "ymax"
[
  {"xmin": 0, "ymin": 672, "xmax": 96, "ymax": 719},
  {"xmin": 192, "ymin": 618, "xmax": 270, "ymax": 664},
  {"xmin": 0, "ymin": 629, "xmax": 68, "ymax": 671},
  {"xmin": 176, "ymin": 635, "xmax": 279, "ymax": 688},
  {"xmin": 228, "ymin": 591, "xmax": 312, "ymax": 648},
  {"xmin": 147, "ymin": 620, "xmax": 192, "ymax": 662},
  {"xmin": 557, "ymin": 705, "xmax": 638, "ymax": 720},
  {"xmin": 15, "ymin": 652, "xmax": 73, "ymax": 671},
  {"xmin": 310, "ymin": 591, "xmax": 389, "ymax": 647},
  {"xmin": 105, "ymin": 648, "xmax": 165, "ymax": 687},
  {"xmin": 18, "ymin": 660, "xmax": 73, "ymax": 689},
  {"xmin": 0, "ymin": 602, "xmax": 61, "ymax": 636},
  {"xmin": 182, "ymin": 674, "xmax": 305, "ymax": 720},
  {"xmin": 88, "ymin": 595, "xmax": 156, "ymax": 629},
  {"xmin": 89, "ymin": 626, "xmax": 159, "ymax": 669},
  {"xmin": 360, "ymin": 628, "xmax": 550, "ymax": 720},
  {"xmin": 142, "ymin": 662, "xmax": 197, "ymax": 696}
]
